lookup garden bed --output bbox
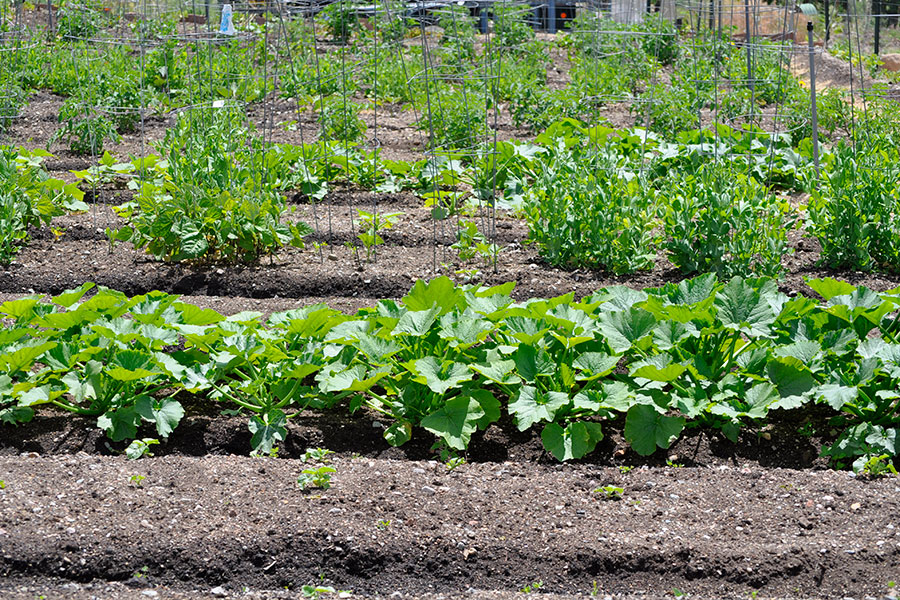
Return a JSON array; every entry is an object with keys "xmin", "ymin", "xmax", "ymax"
[{"xmin": 4, "ymin": 7, "xmax": 900, "ymax": 599}]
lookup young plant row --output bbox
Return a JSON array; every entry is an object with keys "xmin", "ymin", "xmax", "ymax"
[
  {"xmin": 0, "ymin": 148, "xmax": 87, "ymax": 265},
  {"xmin": 521, "ymin": 122, "xmax": 900, "ymax": 277},
  {"xmin": 7, "ymin": 2, "xmax": 880, "ymax": 159},
  {"xmin": 2, "ymin": 275, "xmax": 900, "ymax": 470}
]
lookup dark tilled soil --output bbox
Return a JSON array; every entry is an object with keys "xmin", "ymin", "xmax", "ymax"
[
  {"xmin": 1, "ymin": 403, "xmax": 899, "ymax": 599},
  {"xmin": 1, "ymin": 452, "xmax": 899, "ymax": 600}
]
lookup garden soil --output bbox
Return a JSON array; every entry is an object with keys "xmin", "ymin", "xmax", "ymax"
[
  {"xmin": 3, "ymin": 49, "xmax": 900, "ymax": 600},
  {"xmin": 2, "ymin": 429, "xmax": 900, "ymax": 600}
]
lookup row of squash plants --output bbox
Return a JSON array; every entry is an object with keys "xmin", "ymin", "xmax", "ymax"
[{"xmin": 1, "ymin": 275, "xmax": 898, "ymax": 470}]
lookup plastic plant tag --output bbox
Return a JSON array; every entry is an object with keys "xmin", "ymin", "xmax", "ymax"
[
  {"xmin": 219, "ymin": 4, "xmax": 236, "ymax": 35},
  {"xmin": 212, "ymin": 100, "xmax": 225, "ymax": 109}
]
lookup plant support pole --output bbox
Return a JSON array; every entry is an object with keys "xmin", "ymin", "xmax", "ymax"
[
  {"xmin": 874, "ymin": 0, "xmax": 881, "ymax": 55},
  {"xmin": 807, "ymin": 21, "xmax": 820, "ymax": 177},
  {"xmin": 548, "ymin": 0, "xmax": 557, "ymax": 33},
  {"xmin": 824, "ymin": 0, "xmax": 830, "ymax": 45},
  {"xmin": 745, "ymin": 0, "xmax": 754, "ymax": 116}
]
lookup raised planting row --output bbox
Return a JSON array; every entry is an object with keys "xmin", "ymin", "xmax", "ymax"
[
  {"xmin": 0, "ymin": 9, "xmax": 818, "ymax": 154},
  {"xmin": 1, "ymin": 274, "xmax": 899, "ymax": 472},
  {"xmin": 11, "ymin": 115, "xmax": 900, "ymax": 282}
]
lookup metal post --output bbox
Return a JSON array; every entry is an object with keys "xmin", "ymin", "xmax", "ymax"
[
  {"xmin": 548, "ymin": 0, "xmax": 556, "ymax": 33},
  {"xmin": 744, "ymin": 0, "xmax": 752, "ymax": 42},
  {"xmin": 807, "ymin": 21, "xmax": 821, "ymax": 177},
  {"xmin": 479, "ymin": 8, "xmax": 488, "ymax": 33},
  {"xmin": 745, "ymin": 0, "xmax": 754, "ymax": 115},
  {"xmin": 47, "ymin": 0, "xmax": 53, "ymax": 38},
  {"xmin": 824, "ymin": 0, "xmax": 830, "ymax": 45},
  {"xmin": 874, "ymin": 0, "xmax": 881, "ymax": 55}
]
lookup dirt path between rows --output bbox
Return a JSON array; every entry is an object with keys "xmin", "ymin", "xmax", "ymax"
[{"xmin": 1, "ymin": 453, "xmax": 899, "ymax": 600}]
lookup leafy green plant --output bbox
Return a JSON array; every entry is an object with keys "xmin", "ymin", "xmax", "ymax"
[
  {"xmin": 109, "ymin": 108, "xmax": 312, "ymax": 262},
  {"xmin": 129, "ymin": 474, "xmax": 146, "ymax": 487},
  {"xmin": 318, "ymin": 97, "xmax": 366, "ymax": 143},
  {"xmin": 445, "ymin": 455, "xmax": 466, "ymax": 471},
  {"xmin": 635, "ymin": 79, "xmax": 700, "ymax": 134},
  {"xmin": 509, "ymin": 87, "xmax": 582, "ymax": 131},
  {"xmin": 452, "ymin": 220, "xmax": 497, "ymax": 263},
  {"xmin": 493, "ymin": 3, "xmax": 534, "ymax": 48},
  {"xmin": 437, "ymin": 5, "xmax": 476, "ymax": 63},
  {"xmin": 524, "ymin": 138, "xmax": 657, "ymax": 273},
  {"xmin": 125, "ymin": 438, "xmax": 160, "ymax": 460},
  {"xmin": 297, "ymin": 466, "xmax": 337, "ymax": 490},
  {"xmin": 807, "ymin": 137, "xmax": 900, "ymax": 272},
  {"xmin": 301, "ymin": 447, "xmax": 335, "ymax": 463},
  {"xmin": 99, "ymin": 79, "xmax": 144, "ymax": 134},
  {"xmin": 301, "ymin": 584, "xmax": 350, "ymax": 599},
  {"xmin": 6, "ymin": 273, "xmax": 900, "ymax": 468},
  {"xmin": 595, "ymin": 485, "xmax": 624, "ymax": 499},
  {"xmin": 357, "ymin": 209, "xmax": 401, "ymax": 261},
  {"xmin": 520, "ymin": 580, "xmax": 544, "ymax": 593},
  {"xmin": 420, "ymin": 87, "xmax": 485, "ymax": 150},
  {"xmin": 664, "ymin": 167, "xmax": 795, "ymax": 277},
  {"xmin": 368, "ymin": 50, "xmax": 423, "ymax": 103},
  {"xmin": 318, "ymin": 1, "xmax": 360, "ymax": 43},
  {"xmin": 0, "ymin": 148, "xmax": 86, "ymax": 265},
  {"xmin": 0, "ymin": 85, "xmax": 25, "ymax": 133},
  {"xmin": 376, "ymin": 0, "xmax": 412, "ymax": 45},
  {"xmin": 637, "ymin": 14, "xmax": 678, "ymax": 65},
  {"xmin": 856, "ymin": 454, "xmax": 897, "ymax": 478},
  {"xmin": 56, "ymin": 3, "xmax": 103, "ymax": 39},
  {"xmin": 51, "ymin": 99, "xmax": 120, "ymax": 156}
]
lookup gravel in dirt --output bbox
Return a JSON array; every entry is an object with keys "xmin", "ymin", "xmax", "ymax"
[
  {"xmin": 2, "ymin": 406, "xmax": 900, "ymax": 600},
  {"xmin": 1, "ymin": 454, "xmax": 900, "ymax": 600}
]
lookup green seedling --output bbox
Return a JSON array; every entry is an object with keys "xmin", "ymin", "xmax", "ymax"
[
  {"xmin": 125, "ymin": 438, "xmax": 159, "ymax": 460},
  {"xmin": 376, "ymin": 519, "xmax": 392, "ymax": 530},
  {"xmin": 301, "ymin": 448, "xmax": 335, "ymax": 463},
  {"xmin": 297, "ymin": 466, "xmax": 336, "ymax": 490},
  {"xmin": 129, "ymin": 474, "xmax": 146, "ymax": 488},
  {"xmin": 132, "ymin": 566, "xmax": 149, "ymax": 579},
  {"xmin": 446, "ymin": 456, "xmax": 466, "ymax": 471},
  {"xmin": 357, "ymin": 210, "xmax": 402, "ymax": 262},
  {"xmin": 521, "ymin": 580, "xmax": 543, "ymax": 593},
  {"xmin": 857, "ymin": 454, "xmax": 898, "ymax": 478},
  {"xmin": 798, "ymin": 422, "xmax": 816, "ymax": 438},
  {"xmin": 595, "ymin": 485, "xmax": 624, "ymax": 500},
  {"xmin": 618, "ymin": 465, "xmax": 634, "ymax": 474}
]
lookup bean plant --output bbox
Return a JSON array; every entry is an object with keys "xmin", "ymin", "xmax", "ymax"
[
  {"xmin": 663, "ymin": 166, "xmax": 795, "ymax": 278},
  {"xmin": 524, "ymin": 140, "xmax": 657, "ymax": 274},
  {"xmin": 807, "ymin": 136, "xmax": 900, "ymax": 273}
]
